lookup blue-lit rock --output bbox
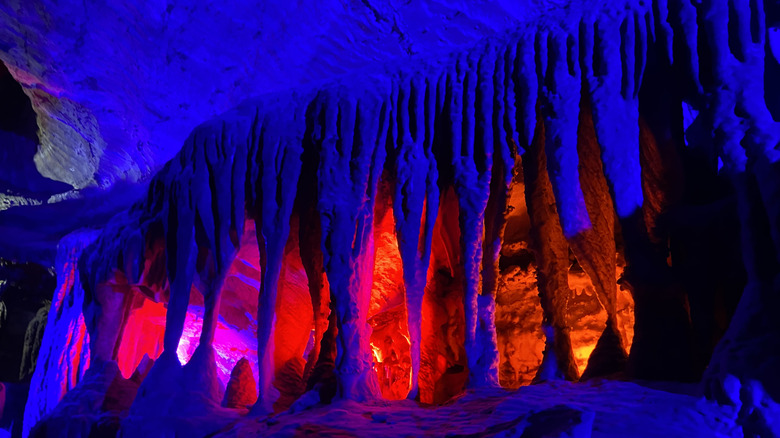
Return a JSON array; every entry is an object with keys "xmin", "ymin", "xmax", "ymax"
[{"xmin": 3, "ymin": 1, "xmax": 780, "ymax": 437}]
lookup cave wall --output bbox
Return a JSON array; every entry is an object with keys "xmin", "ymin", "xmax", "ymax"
[
  {"xmin": 0, "ymin": 0, "xmax": 545, "ymax": 195},
  {"xmin": 0, "ymin": 261, "xmax": 54, "ymax": 383},
  {"xmin": 22, "ymin": 231, "xmax": 95, "ymax": 438}
]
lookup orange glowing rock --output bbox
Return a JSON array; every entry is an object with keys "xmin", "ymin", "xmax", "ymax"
[{"xmin": 368, "ymin": 191, "xmax": 412, "ymax": 400}]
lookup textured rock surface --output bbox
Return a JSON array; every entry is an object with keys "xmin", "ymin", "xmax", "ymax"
[
  {"xmin": 0, "ymin": 0, "xmax": 567, "ymax": 265},
  {"xmin": 22, "ymin": 230, "xmax": 96, "ymax": 438},
  {"xmin": 222, "ymin": 358, "xmax": 257, "ymax": 410},
  {"xmin": 61, "ymin": 0, "xmax": 774, "ymax": 403},
  {"xmin": 212, "ymin": 381, "xmax": 740, "ymax": 437},
  {"xmin": 0, "ymin": 261, "xmax": 55, "ymax": 382},
  {"xmin": 19, "ymin": 305, "xmax": 48, "ymax": 382},
  {"xmin": 0, "ymin": 0, "xmax": 552, "ymax": 187},
  {"xmin": 28, "ymin": 360, "xmax": 144, "ymax": 438}
]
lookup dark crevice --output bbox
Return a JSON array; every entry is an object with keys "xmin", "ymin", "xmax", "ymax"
[
  {"xmin": 729, "ymin": 0, "xmax": 746, "ymax": 63},
  {"xmin": 695, "ymin": 9, "xmax": 715, "ymax": 90},
  {"xmin": 620, "ymin": 17, "xmax": 630, "ymax": 98},
  {"xmin": 592, "ymin": 21, "xmax": 605, "ymax": 78},
  {"xmin": 0, "ymin": 62, "xmax": 38, "ymax": 143}
]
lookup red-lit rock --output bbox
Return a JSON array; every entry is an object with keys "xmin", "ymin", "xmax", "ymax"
[
  {"xmin": 23, "ymin": 230, "xmax": 95, "ymax": 438},
  {"xmin": 223, "ymin": 358, "xmax": 257, "ymax": 410}
]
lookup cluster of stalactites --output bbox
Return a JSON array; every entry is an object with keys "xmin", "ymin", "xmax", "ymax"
[{"xmin": 77, "ymin": 0, "xmax": 779, "ymax": 406}]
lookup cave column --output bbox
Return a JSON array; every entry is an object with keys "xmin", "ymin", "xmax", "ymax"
[
  {"xmin": 526, "ymin": 28, "xmax": 590, "ymax": 381},
  {"xmin": 446, "ymin": 49, "xmax": 501, "ymax": 387},
  {"xmin": 570, "ymin": 95, "xmax": 626, "ymax": 379},
  {"xmin": 184, "ymin": 131, "xmax": 247, "ymax": 403},
  {"xmin": 523, "ymin": 109, "xmax": 579, "ymax": 382},
  {"xmin": 197, "ymin": 135, "xmax": 244, "ymax": 349},
  {"xmin": 696, "ymin": 0, "xmax": 780, "ymax": 404},
  {"xmin": 315, "ymin": 83, "xmax": 389, "ymax": 401},
  {"xmin": 153, "ymin": 180, "xmax": 198, "ymax": 367},
  {"xmin": 252, "ymin": 102, "xmax": 306, "ymax": 415},
  {"xmin": 583, "ymin": 11, "xmax": 695, "ymax": 380},
  {"xmin": 125, "ymin": 165, "xmax": 202, "ymax": 422},
  {"xmin": 390, "ymin": 72, "xmax": 441, "ymax": 399},
  {"xmin": 477, "ymin": 41, "xmax": 521, "ymax": 388}
]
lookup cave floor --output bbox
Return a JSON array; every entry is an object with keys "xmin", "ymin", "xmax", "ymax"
[{"xmin": 210, "ymin": 380, "xmax": 740, "ymax": 437}]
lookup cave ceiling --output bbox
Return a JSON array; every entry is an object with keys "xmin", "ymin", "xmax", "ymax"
[{"xmin": 0, "ymin": 0, "xmax": 569, "ymax": 263}]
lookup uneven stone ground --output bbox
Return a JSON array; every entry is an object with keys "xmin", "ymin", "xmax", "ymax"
[{"xmin": 207, "ymin": 380, "xmax": 739, "ymax": 437}]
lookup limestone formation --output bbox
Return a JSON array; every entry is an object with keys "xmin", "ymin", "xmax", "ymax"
[{"xmin": 12, "ymin": 0, "xmax": 780, "ymax": 436}]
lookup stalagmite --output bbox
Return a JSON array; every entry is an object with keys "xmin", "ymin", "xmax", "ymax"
[
  {"xmin": 223, "ymin": 358, "xmax": 258, "ymax": 409},
  {"xmin": 537, "ymin": 28, "xmax": 590, "ymax": 239}
]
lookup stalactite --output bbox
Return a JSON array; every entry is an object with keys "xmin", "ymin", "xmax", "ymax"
[
  {"xmin": 537, "ymin": 28, "xmax": 591, "ymax": 239},
  {"xmin": 665, "ymin": 0, "xmax": 703, "ymax": 99},
  {"xmin": 582, "ymin": 12, "xmax": 645, "ymax": 220},
  {"xmin": 513, "ymin": 31, "xmax": 538, "ymax": 151}
]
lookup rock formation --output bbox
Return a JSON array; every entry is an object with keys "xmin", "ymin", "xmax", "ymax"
[{"xmin": 2, "ymin": 0, "xmax": 779, "ymax": 436}]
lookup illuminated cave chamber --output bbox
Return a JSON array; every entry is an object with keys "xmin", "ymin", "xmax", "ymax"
[{"xmin": 22, "ymin": 0, "xmax": 780, "ymax": 435}]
